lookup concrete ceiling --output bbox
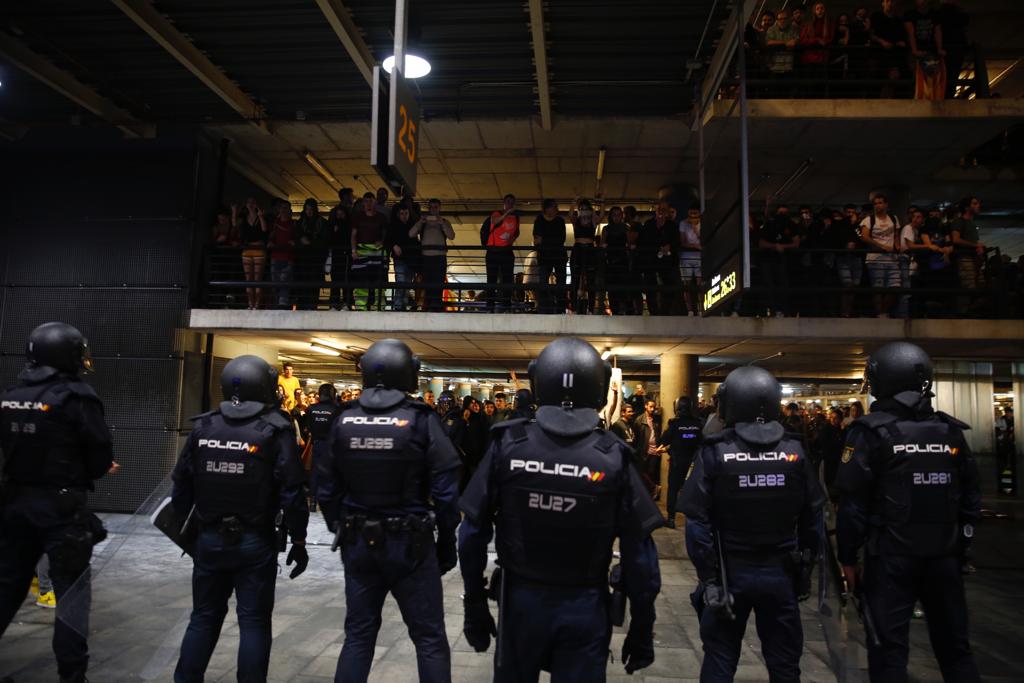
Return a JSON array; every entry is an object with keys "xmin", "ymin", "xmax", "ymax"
[
  {"xmin": 699, "ymin": 99, "xmax": 1024, "ymax": 211},
  {"xmin": 213, "ymin": 97, "xmax": 1024, "ymax": 222},
  {"xmin": 193, "ymin": 311, "xmax": 1024, "ymax": 383},
  {"xmin": 210, "ymin": 116, "xmax": 693, "ymax": 208}
]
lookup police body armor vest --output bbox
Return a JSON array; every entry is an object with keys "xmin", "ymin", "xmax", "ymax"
[
  {"xmin": 709, "ymin": 431, "xmax": 808, "ymax": 552},
  {"xmin": 861, "ymin": 411, "xmax": 964, "ymax": 557},
  {"xmin": 306, "ymin": 401, "xmax": 337, "ymax": 441},
  {"xmin": 191, "ymin": 411, "xmax": 287, "ymax": 528},
  {"xmin": 494, "ymin": 422, "xmax": 625, "ymax": 587},
  {"xmin": 333, "ymin": 401, "xmax": 430, "ymax": 509},
  {"xmin": 0, "ymin": 378, "xmax": 99, "ymax": 489},
  {"xmin": 668, "ymin": 416, "xmax": 703, "ymax": 456}
]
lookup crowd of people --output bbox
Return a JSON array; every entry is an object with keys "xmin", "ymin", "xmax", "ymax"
[
  {"xmin": 742, "ymin": 0, "xmax": 973, "ymax": 99},
  {"xmin": 749, "ymin": 193, "xmax": 1021, "ymax": 318},
  {"xmin": 210, "ymin": 182, "xmax": 1021, "ymax": 319},
  {"xmin": 280, "ymin": 361, "xmax": 871, "ymax": 516}
]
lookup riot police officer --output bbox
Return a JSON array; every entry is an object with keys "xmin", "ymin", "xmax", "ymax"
[
  {"xmin": 509, "ymin": 387, "xmax": 535, "ymax": 420},
  {"xmin": 836, "ymin": 342, "xmax": 981, "ymax": 682},
  {"xmin": 661, "ymin": 395, "xmax": 704, "ymax": 529},
  {"xmin": 171, "ymin": 354, "xmax": 310, "ymax": 683},
  {"xmin": 318, "ymin": 339, "xmax": 461, "ymax": 683},
  {"xmin": 458, "ymin": 337, "xmax": 663, "ymax": 682},
  {"xmin": 0, "ymin": 322, "xmax": 113, "ymax": 683},
  {"xmin": 303, "ymin": 383, "xmax": 341, "ymax": 510},
  {"xmin": 681, "ymin": 366, "xmax": 824, "ymax": 683}
]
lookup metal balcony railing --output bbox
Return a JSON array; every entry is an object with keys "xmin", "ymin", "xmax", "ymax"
[{"xmin": 198, "ymin": 244, "xmax": 1021, "ymax": 320}]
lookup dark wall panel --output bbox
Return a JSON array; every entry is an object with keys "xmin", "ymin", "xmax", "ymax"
[
  {"xmin": 91, "ymin": 429, "xmax": 183, "ymax": 513},
  {"xmin": 4, "ymin": 220, "xmax": 191, "ymax": 287},
  {"xmin": 0, "ymin": 288, "xmax": 187, "ymax": 357},
  {"xmin": 0, "ymin": 134, "xmax": 216, "ymax": 512}
]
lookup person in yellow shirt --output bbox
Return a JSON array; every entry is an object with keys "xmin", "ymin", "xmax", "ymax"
[{"xmin": 278, "ymin": 362, "xmax": 301, "ymax": 412}]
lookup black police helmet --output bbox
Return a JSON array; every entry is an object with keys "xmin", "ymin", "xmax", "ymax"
[
  {"xmin": 865, "ymin": 341, "xmax": 933, "ymax": 399},
  {"xmin": 718, "ymin": 366, "xmax": 782, "ymax": 426},
  {"xmin": 675, "ymin": 395, "xmax": 694, "ymax": 417},
  {"xmin": 437, "ymin": 390, "xmax": 456, "ymax": 413},
  {"xmin": 25, "ymin": 322, "xmax": 93, "ymax": 375},
  {"xmin": 528, "ymin": 337, "xmax": 611, "ymax": 409},
  {"xmin": 220, "ymin": 355, "xmax": 279, "ymax": 418},
  {"xmin": 359, "ymin": 339, "xmax": 420, "ymax": 393},
  {"xmin": 514, "ymin": 388, "xmax": 533, "ymax": 409},
  {"xmin": 318, "ymin": 383, "xmax": 337, "ymax": 402}
]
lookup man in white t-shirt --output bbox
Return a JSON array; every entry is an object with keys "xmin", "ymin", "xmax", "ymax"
[
  {"xmin": 678, "ymin": 205, "xmax": 703, "ymax": 315},
  {"xmin": 860, "ymin": 193, "xmax": 901, "ymax": 317}
]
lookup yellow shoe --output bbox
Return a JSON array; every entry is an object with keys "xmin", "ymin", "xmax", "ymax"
[
  {"xmin": 36, "ymin": 591, "xmax": 56, "ymax": 609},
  {"xmin": 30, "ymin": 577, "xmax": 39, "ymax": 596}
]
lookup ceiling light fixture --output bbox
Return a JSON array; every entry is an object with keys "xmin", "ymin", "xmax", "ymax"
[
  {"xmin": 310, "ymin": 343, "xmax": 341, "ymax": 357},
  {"xmin": 303, "ymin": 151, "xmax": 338, "ymax": 186},
  {"xmin": 382, "ymin": 54, "xmax": 431, "ymax": 79},
  {"xmin": 311, "ymin": 337, "xmax": 344, "ymax": 351},
  {"xmin": 601, "ymin": 348, "xmax": 612, "ymax": 361}
]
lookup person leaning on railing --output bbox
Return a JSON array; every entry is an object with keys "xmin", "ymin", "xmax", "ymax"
[
  {"xmin": 235, "ymin": 197, "xmax": 268, "ymax": 310},
  {"xmin": 388, "ymin": 201, "xmax": 421, "ymax": 312},
  {"xmin": 410, "ymin": 198, "xmax": 455, "ymax": 312},
  {"xmin": 295, "ymin": 198, "xmax": 328, "ymax": 310}
]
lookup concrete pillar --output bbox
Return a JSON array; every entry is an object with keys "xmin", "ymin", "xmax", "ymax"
[
  {"xmin": 429, "ymin": 377, "xmax": 444, "ymax": 397},
  {"xmin": 457, "ymin": 382, "xmax": 473, "ymax": 399},
  {"xmin": 659, "ymin": 354, "xmax": 699, "ymax": 499},
  {"xmin": 478, "ymin": 385, "xmax": 492, "ymax": 401}
]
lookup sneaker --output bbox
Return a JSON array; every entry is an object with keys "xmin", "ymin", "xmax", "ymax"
[
  {"xmin": 913, "ymin": 606, "xmax": 924, "ymax": 619},
  {"xmin": 36, "ymin": 591, "xmax": 56, "ymax": 609},
  {"xmin": 30, "ymin": 577, "xmax": 39, "ymax": 596}
]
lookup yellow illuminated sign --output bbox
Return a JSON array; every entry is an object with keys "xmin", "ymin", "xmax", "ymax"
[{"xmin": 703, "ymin": 270, "xmax": 738, "ymax": 311}]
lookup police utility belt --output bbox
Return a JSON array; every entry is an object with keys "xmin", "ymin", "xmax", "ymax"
[
  {"xmin": 1, "ymin": 482, "xmax": 88, "ymax": 509},
  {"xmin": 200, "ymin": 515, "xmax": 276, "ymax": 544},
  {"xmin": 335, "ymin": 511, "xmax": 436, "ymax": 550}
]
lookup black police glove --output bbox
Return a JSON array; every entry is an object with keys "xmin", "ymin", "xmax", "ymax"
[
  {"xmin": 622, "ymin": 622, "xmax": 655, "ymax": 674},
  {"xmin": 437, "ymin": 537, "xmax": 457, "ymax": 575},
  {"xmin": 703, "ymin": 581, "xmax": 734, "ymax": 620},
  {"xmin": 463, "ymin": 597, "xmax": 496, "ymax": 652},
  {"xmin": 286, "ymin": 543, "xmax": 309, "ymax": 579}
]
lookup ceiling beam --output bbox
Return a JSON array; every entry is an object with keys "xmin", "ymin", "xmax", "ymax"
[
  {"xmin": 314, "ymin": 0, "xmax": 377, "ymax": 87},
  {"xmin": 526, "ymin": 0, "xmax": 552, "ymax": 130},
  {"xmin": 110, "ymin": 0, "xmax": 268, "ymax": 133},
  {"xmin": 224, "ymin": 142, "xmax": 295, "ymax": 198},
  {"xmin": 0, "ymin": 32, "xmax": 152, "ymax": 138}
]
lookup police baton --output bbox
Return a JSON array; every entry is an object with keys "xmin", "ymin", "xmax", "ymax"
[
  {"xmin": 852, "ymin": 588, "xmax": 881, "ymax": 648},
  {"xmin": 714, "ymin": 530, "xmax": 736, "ymax": 621},
  {"xmin": 495, "ymin": 567, "xmax": 508, "ymax": 669}
]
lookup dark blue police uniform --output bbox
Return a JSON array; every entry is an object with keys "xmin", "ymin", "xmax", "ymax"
[
  {"xmin": 458, "ymin": 417, "xmax": 663, "ymax": 682},
  {"xmin": 682, "ymin": 427, "xmax": 824, "ymax": 683},
  {"xmin": 661, "ymin": 413, "xmax": 704, "ymax": 523},
  {"xmin": 836, "ymin": 396, "xmax": 981, "ymax": 683},
  {"xmin": 318, "ymin": 388, "xmax": 461, "ymax": 683},
  {"xmin": 0, "ymin": 366, "xmax": 113, "ymax": 683},
  {"xmin": 171, "ymin": 407, "xmax": 309, "ymax": 683},
  {"xmin": 304, "ymin": 398, "xmax": 341, "ymax": 503}
]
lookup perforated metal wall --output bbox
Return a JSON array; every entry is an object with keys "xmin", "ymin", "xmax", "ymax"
[{"xmin": 0, "ymin": 137, "xmax": 213, "ymax": 512}]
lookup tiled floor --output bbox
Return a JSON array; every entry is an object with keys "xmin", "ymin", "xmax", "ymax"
[{"xmin": 0, "ymin": 500, "xmax": 1021, "ymax": 683}]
